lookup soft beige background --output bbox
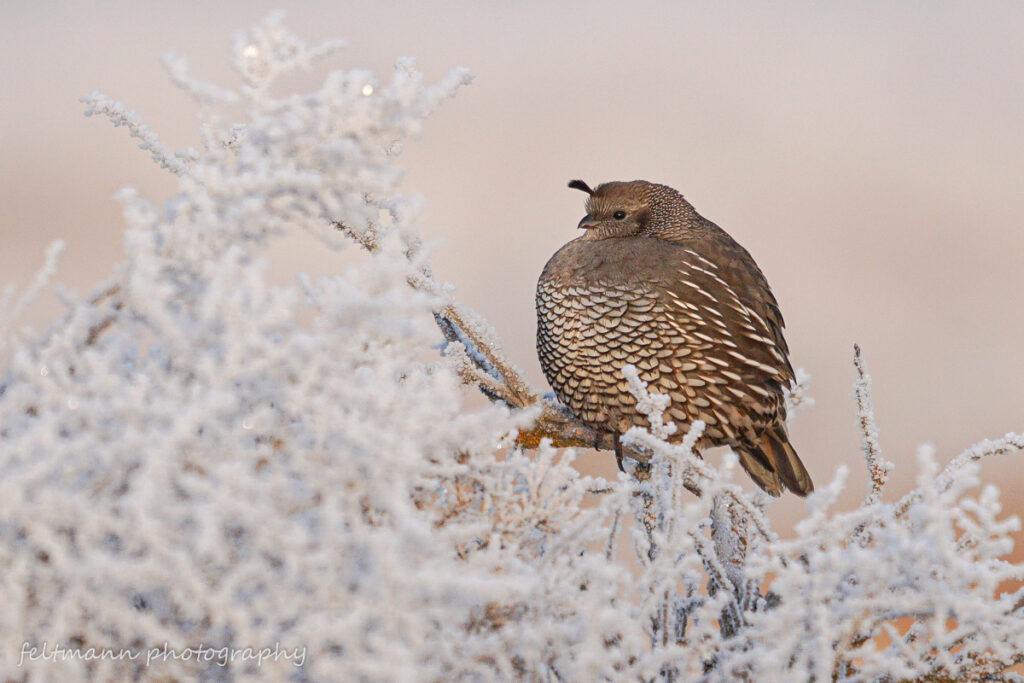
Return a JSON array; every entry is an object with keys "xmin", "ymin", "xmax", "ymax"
[{"xmin": 2, "ymin": 1, "xmax": 1023, "ymax": 532}]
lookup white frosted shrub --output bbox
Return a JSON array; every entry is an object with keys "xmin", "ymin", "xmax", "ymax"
[{"xmin": 1, "ymin": 14, "xmax": 1022, "ymax": 682}]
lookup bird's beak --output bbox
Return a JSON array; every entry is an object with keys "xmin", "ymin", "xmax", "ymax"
[{"xmin": 577, "ymin": 214, "xmax": 597, "ymax": 230}]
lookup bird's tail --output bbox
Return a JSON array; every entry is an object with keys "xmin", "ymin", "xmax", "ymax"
[{"xmin": 735, "ymin": 427, "xmax": 813, "ymax": 497}]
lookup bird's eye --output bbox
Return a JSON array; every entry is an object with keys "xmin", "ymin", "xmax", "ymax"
[{"xmin": 613, "ymin": 210, "xmax": 626, "ymax": 220}]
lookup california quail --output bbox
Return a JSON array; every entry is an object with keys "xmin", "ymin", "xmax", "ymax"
[{"xmin": 536, "ymin": 179, "xmax": 812, "ymax": 496}]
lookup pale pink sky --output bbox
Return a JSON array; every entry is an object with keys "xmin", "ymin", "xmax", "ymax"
[{"xmin": 2, "ymin": 1, "xmax": 1023, "ymax": 529}]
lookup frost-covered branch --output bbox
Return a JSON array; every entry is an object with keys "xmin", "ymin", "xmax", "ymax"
[
  {"xmin": 80, "ymin": 93, "xmax": 197, "ymax": 174},
  {"xmin": 0, "ymin": 240, "xmax": 64, "ymax": 352},
  {"xmin": 854, "ymin": 343, "xmax": 893, "ymax": 506},
  {"xmin": 894, "ymin": 432, "xmax": 1024, "ymax": 520},
  {"xmin": 334, "ymin": 216, "xmax": 612, "ymax": 453}
]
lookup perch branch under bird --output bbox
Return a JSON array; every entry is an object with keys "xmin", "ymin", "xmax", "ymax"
[{"xmin": 334, "ymin": 219, "xmax": 618, "ymax": 454}]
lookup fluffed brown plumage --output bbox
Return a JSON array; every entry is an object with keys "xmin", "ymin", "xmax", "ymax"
[{"xmin": 536, "ymin": 180, "xmax": 812, "ymax": 496}]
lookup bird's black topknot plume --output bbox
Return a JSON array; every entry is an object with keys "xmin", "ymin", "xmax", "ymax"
[{"xmin": 568, "ymin": 179, "xmax": 594, "ymax": 195}]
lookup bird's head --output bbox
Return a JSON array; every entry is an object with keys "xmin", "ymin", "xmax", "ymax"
[{"xmin": 568, "ymin": 179, "xmax": 702, "ymax": 241}]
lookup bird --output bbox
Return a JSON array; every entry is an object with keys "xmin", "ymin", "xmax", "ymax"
[{"xmin": 535, "ymin": 179, "xmax": 812, "ymax": 496}]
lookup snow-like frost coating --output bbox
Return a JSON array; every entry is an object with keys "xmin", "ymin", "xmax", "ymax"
[{"xmin": 2, "ymin": 14, "xmax": 1023, "ymax": 682}]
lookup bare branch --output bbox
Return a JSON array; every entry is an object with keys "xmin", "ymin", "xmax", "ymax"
[
  {"xmin": 84, "ymin": 283, "xmax": 123, "ymax": 346},
  {"xmin": 514, "ymin": 400, "xmax": 615, "ymax": 450}
]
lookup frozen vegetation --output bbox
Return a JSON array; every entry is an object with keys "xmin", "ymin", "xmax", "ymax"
[{"xmin": 2, "ymin": 14, "xmax": 1023, "ymax": 682}]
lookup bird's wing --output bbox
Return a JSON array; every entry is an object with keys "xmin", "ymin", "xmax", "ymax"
[
  {"xmin": 669, "ymin": 236, "xmax": 793, "ymax": 382},
  {"xmin": 646, "ymin": 237, "xmax": 795, "ymax": 442},
  {"xmin": 709, "ymin": 235, "xmax": 792, "ymax": 364}
]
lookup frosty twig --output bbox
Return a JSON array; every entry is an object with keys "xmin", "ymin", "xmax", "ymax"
[{"xmin": 853, "ymin": 343, "xmax": 892, "ymax": 506}]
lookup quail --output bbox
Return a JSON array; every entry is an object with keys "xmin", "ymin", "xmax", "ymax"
[{"xmin": 536, "ymin": 180, "xmax": 812, "ymax": 496}]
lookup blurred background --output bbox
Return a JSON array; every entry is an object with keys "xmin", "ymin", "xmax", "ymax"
[{"xmin": 2, "ymin": 1, "xmax": 1022, "ymax": 534}]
